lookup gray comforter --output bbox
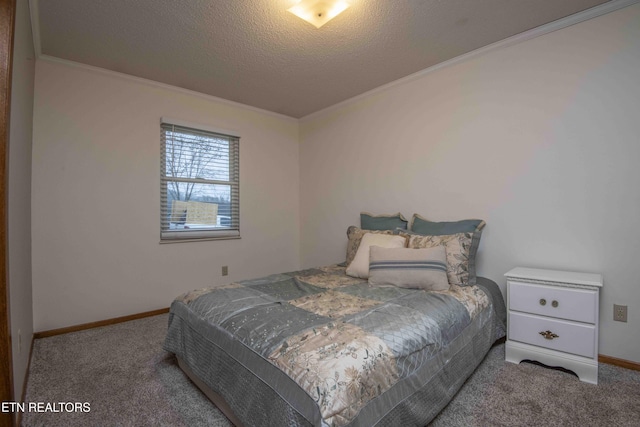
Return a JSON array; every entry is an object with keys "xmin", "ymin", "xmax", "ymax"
[{"xmin": 164, "ymin": 265, "xmax": 506, "ymax": 427}]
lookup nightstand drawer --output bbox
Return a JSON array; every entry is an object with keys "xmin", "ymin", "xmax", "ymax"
[
  {"xmin": 509, "ymin": 281, "xmax": 597, "ymax": 323},
  {"xmin": 508, "ymin": 312, "xmax": 596, "ymax": 358}
]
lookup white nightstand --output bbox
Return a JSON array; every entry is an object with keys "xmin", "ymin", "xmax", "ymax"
[{"xmin": 504, "ymin": 267, "xmax": 603, "ymax": 384}]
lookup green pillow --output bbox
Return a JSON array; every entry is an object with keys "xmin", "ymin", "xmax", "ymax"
[{"xmin": 360, "ymin": 212, "xmax": 408, "ymax": 231}]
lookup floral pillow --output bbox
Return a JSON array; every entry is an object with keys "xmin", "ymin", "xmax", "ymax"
[{"xmin": 407, "ymin": 215, "xmax": 486, "ymax": 286}]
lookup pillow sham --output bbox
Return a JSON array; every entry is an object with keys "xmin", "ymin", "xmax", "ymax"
[
  {"xmin": 410, "ymin": 214, "xmax": 483, "ymax": 235},
  {"xmin": 368, "ymin": 246, "xmax": 449, "ymax": 291},
  {"xmin": 345, "ymin": 226, "xmax": 396, "ymax": 266},
  {"xmin": 408, "ymin": 214, "xmax": 486, "ymax": 286},
  {"xmin": 346, "ymin": 233, "xmax": 407, "ymax": 279},
  {"xmin": 361, "ymin": 212, "xmax": 408, "ymax": 231}
]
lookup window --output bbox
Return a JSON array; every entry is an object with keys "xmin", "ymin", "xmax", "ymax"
[{"xmin": 160, "ymin": 121, "xmax": 239, "ymax": 241}]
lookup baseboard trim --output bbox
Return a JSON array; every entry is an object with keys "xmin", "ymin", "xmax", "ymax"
[
  {"xmin": 33, "ymin": 308, "xmax": 170, "ymax": 339},
  {"xmin": 599, "ymin": 354, "xmax": 640, "ymax": 371}
]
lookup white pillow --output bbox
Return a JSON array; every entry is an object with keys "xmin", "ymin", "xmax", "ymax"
[{"xmin": 345, "ymin": 233, "xmax": 407, "ymax": 279}]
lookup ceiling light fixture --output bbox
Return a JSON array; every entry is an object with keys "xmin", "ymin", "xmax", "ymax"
[{"xmin": 288, "ymin": 0, "xmax": 350, "ymax": 29}]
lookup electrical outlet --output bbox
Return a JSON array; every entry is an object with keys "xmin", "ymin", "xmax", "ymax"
[
  {"xmin": 222, "ymin": 266, "xmax": 228, "ymax": 276},
  {"xmin": 614, "ymin": 304, "xmax": 627, "ymax": 322}
]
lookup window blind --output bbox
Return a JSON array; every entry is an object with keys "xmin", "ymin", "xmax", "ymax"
[{"xmin": 160, "ymin": 122, "xmax": 240, "ymax": 241}]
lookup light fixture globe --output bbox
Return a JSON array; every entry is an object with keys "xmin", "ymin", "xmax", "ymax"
[{"xmin": 288, "ymin": 0, "xmax": 350, "ymax": 28}]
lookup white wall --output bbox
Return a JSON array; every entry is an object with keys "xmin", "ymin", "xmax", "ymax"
[
  {"xmin": 32, "ymin": 60, "xmax": 300, "ymax": 331},
  {"xmin": 300, "ymin": 5, "xmax": 640, "ymax": 362},
  {"xmin": 9, "ymin": 0, "xmax": 35, "ymax": 400}
]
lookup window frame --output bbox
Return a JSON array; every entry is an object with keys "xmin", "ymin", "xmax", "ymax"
[{"xmin": 160, "ymin": 118, "xmax": 240, "ymax": 242}]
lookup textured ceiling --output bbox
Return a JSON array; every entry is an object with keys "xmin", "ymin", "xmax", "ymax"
[{"xmin": 35, "ymin": 0, "xmax": 612, "ymax": 118}]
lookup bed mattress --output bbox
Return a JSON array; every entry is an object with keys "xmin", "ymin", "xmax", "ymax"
[{"xmin": 164, "ymin": 265, "xmax": 506, "ymax": 426}]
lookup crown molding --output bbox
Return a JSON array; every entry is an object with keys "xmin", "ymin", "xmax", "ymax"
[{"xmin": 300, "ymin": 0, "xmax": 640, "ymax": 122}]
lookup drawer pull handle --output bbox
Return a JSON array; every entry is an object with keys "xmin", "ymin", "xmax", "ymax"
[
  {"xmin": 552, "ymin": 300, "xmax": 559, "ymax": 308},
  {"xmin": 539, "ymin": 298, "xmax": 546, "ymax": 306},
  {"xmin": 539, "ymin": 330, "xmax": 559, "ymax": 340}
]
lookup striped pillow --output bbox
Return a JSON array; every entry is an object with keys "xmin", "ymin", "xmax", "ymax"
[{"xmin": 368, "ymin": 246, "xmax": 449, "ymax": 291}]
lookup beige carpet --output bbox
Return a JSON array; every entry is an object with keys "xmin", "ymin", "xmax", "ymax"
[{"xmin": 472, "ymin": 360, "xmax": 640, "ymax": 427}]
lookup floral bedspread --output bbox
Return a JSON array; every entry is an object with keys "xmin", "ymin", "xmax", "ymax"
[{"xmin": 167, "ymin": 265, "xmax": 492, "ymax": 427}]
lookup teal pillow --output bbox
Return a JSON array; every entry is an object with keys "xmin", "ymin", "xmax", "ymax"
[
  {"xmin": 411, "ymin": 215, "xmax": 483, "ymax": 235},
  {"xmin": 360, "ymin": 212, "xmax": 408, "ymax": 231}
]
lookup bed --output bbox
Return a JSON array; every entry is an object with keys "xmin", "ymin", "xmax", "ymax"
[{"xmin": 164, "ymin": 263, "xmax": 506, "ymax": 426}]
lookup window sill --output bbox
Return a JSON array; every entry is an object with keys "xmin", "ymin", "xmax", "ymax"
[{"xmin": 159, "ymin": 235, "xmax": 241, "ymax": 244}]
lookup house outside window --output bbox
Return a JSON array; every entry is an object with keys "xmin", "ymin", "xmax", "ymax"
[{"xmin": 160, "ymin": 120, "xmax": 240, "ymax": 241}]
